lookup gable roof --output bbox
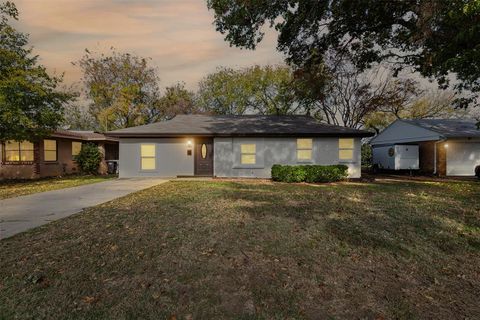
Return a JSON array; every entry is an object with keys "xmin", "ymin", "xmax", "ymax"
[
  {"xmin": 401, "ymin": 119, "xmax": 480, "ymax": 138},
  {"xmin": 106, "ymin": 115, "xmax": 373, "ymax": 138}
]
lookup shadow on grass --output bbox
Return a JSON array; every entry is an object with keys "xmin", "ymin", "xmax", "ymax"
[{"xmin": 0, "ymin": 179, "xmax": 479, "ymax": 319}]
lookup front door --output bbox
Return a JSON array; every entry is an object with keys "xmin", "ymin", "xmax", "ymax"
[{"xmin": 194, "ymin": 138, "xmax": 214, "ymax": 176}]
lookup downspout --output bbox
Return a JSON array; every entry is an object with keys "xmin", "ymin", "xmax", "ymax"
[{"xmin": 433, "ymin": 138, "xmax": 447, "ymax": 175}]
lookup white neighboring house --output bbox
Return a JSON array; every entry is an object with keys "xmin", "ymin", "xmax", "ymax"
[
  {"xmin": 370, "ymin": 119, "xmax": 480, "ymax": 176},
  {"xmin": 106, "ymin": 115, "xmax": 373, "ymax": 179}
]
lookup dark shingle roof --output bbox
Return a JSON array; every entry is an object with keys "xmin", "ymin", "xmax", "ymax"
[
  {"xmin": 402, "ymin": 119, "xmax": 480, "ymax": 138},
  {"xmin": 51, "ymin": 130, "xmax": 118, "ymax": 141},
  {"xmin": 106, "ymin": 115, "xmax": 373, "ymax": 138}
]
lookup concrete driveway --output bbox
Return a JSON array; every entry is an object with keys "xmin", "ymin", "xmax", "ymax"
[{"xmin": 0, "ymin": 178, "xmax": 167, "ymax": 240}]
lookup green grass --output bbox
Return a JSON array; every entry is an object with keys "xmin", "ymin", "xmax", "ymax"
[
  {"xmin": 0, "ymin": 175, "xmax": 116, "ymax": 200},
  {"xmin": 0, "ymin": 178, "xmax": 479, "ymax": 319}
]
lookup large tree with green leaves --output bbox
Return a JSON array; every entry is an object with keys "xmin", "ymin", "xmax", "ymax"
[
  {"xmin": 0, "ymin": 1, "xmax": 73, "ymax": 141},
  {"xmin": 197, "ymin": 65, "xmax": 301, "ymax": 115},
  {"xmin": 207, "ymin": 0, "xmax": 480, "ymax": 107},
  {"xmin": 75, "ymin": 49, "xmax": 163, "ymax": 132},
  {"xmin": 157, "ymin": 82, "xmax": 200, "ymax": 120}
]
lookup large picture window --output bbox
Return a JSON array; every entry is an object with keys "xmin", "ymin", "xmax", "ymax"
[
  {"xmin": 44, "ymin": 139, "xmax": 57, "ymax": 162},
  {"xmin": 3, "ymin": 141, "xmax": 34, "ymax": 162},
  {"xmin": 240, "ymin": 144, "xmax": 256, "ymax": 164},
  {"xmin": 297, "ymin": 138, "xmax": 313, "ymax": 161},
  {"xmin": 141, "ymin": 144, "xmax": 156, "ymax": 170},
  {"xmin": 72, "ymin": 141, "xmax": 82, "ymax": 157},
  {"xmin": 339, "ymin": 138, "xmax": 354, "ymax": 161}
]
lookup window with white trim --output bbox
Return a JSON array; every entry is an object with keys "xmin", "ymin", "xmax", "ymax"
[
  {"xmin": 44, "ymin": 139, "xmax": 57, "ymax": 162},
  {"xmin": 140, "ymin": 144, "xmax": 156, "ymax": 170},
  {"xmin": 339, "ymin": 138, "xmax": 354, "ymax": 161},
  {"xmin": 297, "ymin": 138, "xmax": 312, "ymax": 161},
  {"xmin": 240, "ymin": 144, "xmax": 256, "ymax": 164}
]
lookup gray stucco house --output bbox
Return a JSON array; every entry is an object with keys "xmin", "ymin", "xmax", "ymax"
[{"xmin": 107, "ymin": 115, "xmax": 373, "ymax": 179}]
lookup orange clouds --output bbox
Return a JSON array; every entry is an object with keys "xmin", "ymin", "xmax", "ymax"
[{"xmin": 12, "ymin": 0, "xmax": 284, "ymax": 89}]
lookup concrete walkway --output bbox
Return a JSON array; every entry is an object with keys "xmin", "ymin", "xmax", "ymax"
[{"xmin": 0, "ymin": 178, "xmax": 168, "ymax": 240}]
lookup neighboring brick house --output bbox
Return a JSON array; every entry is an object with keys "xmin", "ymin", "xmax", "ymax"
[{"xmin": 0, "ymin": 130, "xmax": 118, "ymax": 180}]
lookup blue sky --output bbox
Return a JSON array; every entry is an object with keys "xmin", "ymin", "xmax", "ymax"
[{"xmin": 13, "ymin": 0, "xmax": 284, "ymax": 90}]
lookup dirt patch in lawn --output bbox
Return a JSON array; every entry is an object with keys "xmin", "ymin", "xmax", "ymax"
[{"xmin": 0, "ymin": 179, "xmax": 479, "ymax": 319}]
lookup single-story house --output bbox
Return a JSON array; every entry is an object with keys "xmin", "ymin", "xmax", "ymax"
[
  {"xmin": 370, "ymin": 119, "xmax": 480, "ymax": 176},
  {"xmin": 0, "ymin": 130, "xmax": 119, "ymax": 180},
  {"xmin": 107, "ymin": 115, "xmax": 373, "ymax": 179}
]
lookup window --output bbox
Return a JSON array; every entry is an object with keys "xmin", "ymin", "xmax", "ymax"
[
  {"xmin": 141, "ymin": 144, "xmax": 156, "ymax": 170},
  {"xmin": 297, "ymin": 138, "xmax": 313, "ymax": 161},
  {"xmin": 240, "ymin": 144, "xmax": 256, "ymax": 164},
  {"xmin": 72, "ymin": 142, "xmax": 82, "ymax": 157},
  {"xmin": 339, "ymin": 138, "xmax": 354, "ymax": 161},
  {"xmin": 44, "ymin": 139, "xmax": 57, "ymax": 162},
  {"xmin": 3, "ymin": 141, "xmax": 34, "ymax": 162}
]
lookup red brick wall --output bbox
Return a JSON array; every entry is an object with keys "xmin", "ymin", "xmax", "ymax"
[{"xmin": 418, "ymin": 140, "xmax": 447, "ymax": 176}]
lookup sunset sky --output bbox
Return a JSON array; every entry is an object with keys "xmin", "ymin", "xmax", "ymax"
[{"xmin": 12, "ymin": 0, "xmax": 284, "ymax": 90}]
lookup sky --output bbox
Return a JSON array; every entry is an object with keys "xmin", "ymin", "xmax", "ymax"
[{"xmin": 12, "ymin": 0, "xmax": 284, "ymax": 91}]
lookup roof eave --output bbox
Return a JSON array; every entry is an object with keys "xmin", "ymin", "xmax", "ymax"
[{"xmin": 106, "ymin": 132, "xmax": 374, "ymax": 138}]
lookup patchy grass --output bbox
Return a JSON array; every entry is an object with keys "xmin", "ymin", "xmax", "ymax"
[
  {"xmin": 0, "ymin": 175, "xmax": 116, "ymax": 200},
  {"xmin": 0, "ymin": 178, "xmax": 479, "ymax": 319}
]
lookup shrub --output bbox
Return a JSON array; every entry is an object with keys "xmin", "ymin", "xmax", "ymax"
[
  {"xmin": 361, "ymin": 143, "xmax": 372, "ymax": 168},
  {"xmin": 271, "ymin": 164, "xmax": 348, "ymax": 183},
  {"xmin": 74, "ymin": 143, "xmax": 102, "ymax": 174}
]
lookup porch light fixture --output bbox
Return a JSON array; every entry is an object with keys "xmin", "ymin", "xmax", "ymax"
[
  {"xmin": 444, "ymin": 144, "xmax": 449, "ymax": 148},
  {"xmin": 187, "ymin": 140, "xmax": 193, "ymax": 148}
]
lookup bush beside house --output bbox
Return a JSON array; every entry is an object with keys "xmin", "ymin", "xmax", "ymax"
[
  {"xmin": 271, "ymin": 164, "xmax": 349, "ymax": 183},
  {"xmin": 74, "ymin": 143, "xmax": 103, "ymax": 174}
]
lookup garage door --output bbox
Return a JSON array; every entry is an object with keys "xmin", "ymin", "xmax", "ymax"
[{"xmin": 446, "ymin": 142, "xmax": 480, "ymax": 176}]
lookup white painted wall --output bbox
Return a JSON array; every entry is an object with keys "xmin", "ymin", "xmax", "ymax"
[
  {"xmin": 446, "ymin": 141, "xmax": 480, "ymax": 176},
  {"xmin": 214, "ymin": 137, "xmax": 362, "ymax": 178},
  {"xmin": 119, "ymin": 138, "xmax": 193, "ymax": 178},
  {"xmin": 370, "ymin": 120, "xmax": 441, "ymax": 146},
  {"xmin": 372, "ymin": 145, "xmax": 419, "ymax": 170}
]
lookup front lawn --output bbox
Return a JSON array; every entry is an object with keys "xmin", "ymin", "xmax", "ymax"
[
  {"xmin": 0, "ymin": 179, "xmax": 479, "ymax": 319},
  {"xmin": 0, "ymin": 175, "xmax": 116, "ymax": 200}
]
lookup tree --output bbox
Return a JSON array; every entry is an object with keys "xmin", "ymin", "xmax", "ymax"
[
  {"xmin": 0, "ymin": 1, "xmax": 73, "ymax": 141},
  {"xmin": 294, "ymin": 53, "xmax": 421, "ymax": 129},
  {"xmin": 75, "ymin": 48, "xmax": 162, "ymax": 132},
  {"xmin": 364, "ymin": 90, "xmax": 463, "ymax": 133},
  {"xmin": 207, "ymin": 0, "xmax": 480, "ymax": 107},
  {"xmin": 157, "ymin": 82, "xmax": 200, "ymax": 120},
  {"xmin": 197, "ymin": 65, "xmax": 301, "ymax": 115},
  {"xmin": 62, "ymin": 104, "xmax": 98, "ymax": 130},
  {"xmin": 197, "ymin": 67, "xmax": 251, "ymax": 115}
]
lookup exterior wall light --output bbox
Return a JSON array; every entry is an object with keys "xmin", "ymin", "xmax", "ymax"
[
  {"xmin": 186, "ymin": 139, "xmax": 193, "ymax": 156},
  {"xmin": 444, "ymin": 144, "xmax": 449, "ymax": 148}
]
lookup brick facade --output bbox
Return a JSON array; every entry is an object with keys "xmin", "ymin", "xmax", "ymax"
[{"xmin": 0, "ymin": 133, "xmax": 118, "ymax": 180}]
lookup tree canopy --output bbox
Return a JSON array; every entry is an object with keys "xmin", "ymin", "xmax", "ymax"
[
  {"xmin": 207, "ymin": 0, "xmax": 480, "ymax": 107},
  {"xmin": 0, "ymin": 1, "xmax": 73, "ymax": 141},
  {"xmin": 75, "ymin": 48, "xmax": 163, "ymax": 132},
  {"xmin": 198, "ymin": 65, "xmax": 300, "ymax": 115}
]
